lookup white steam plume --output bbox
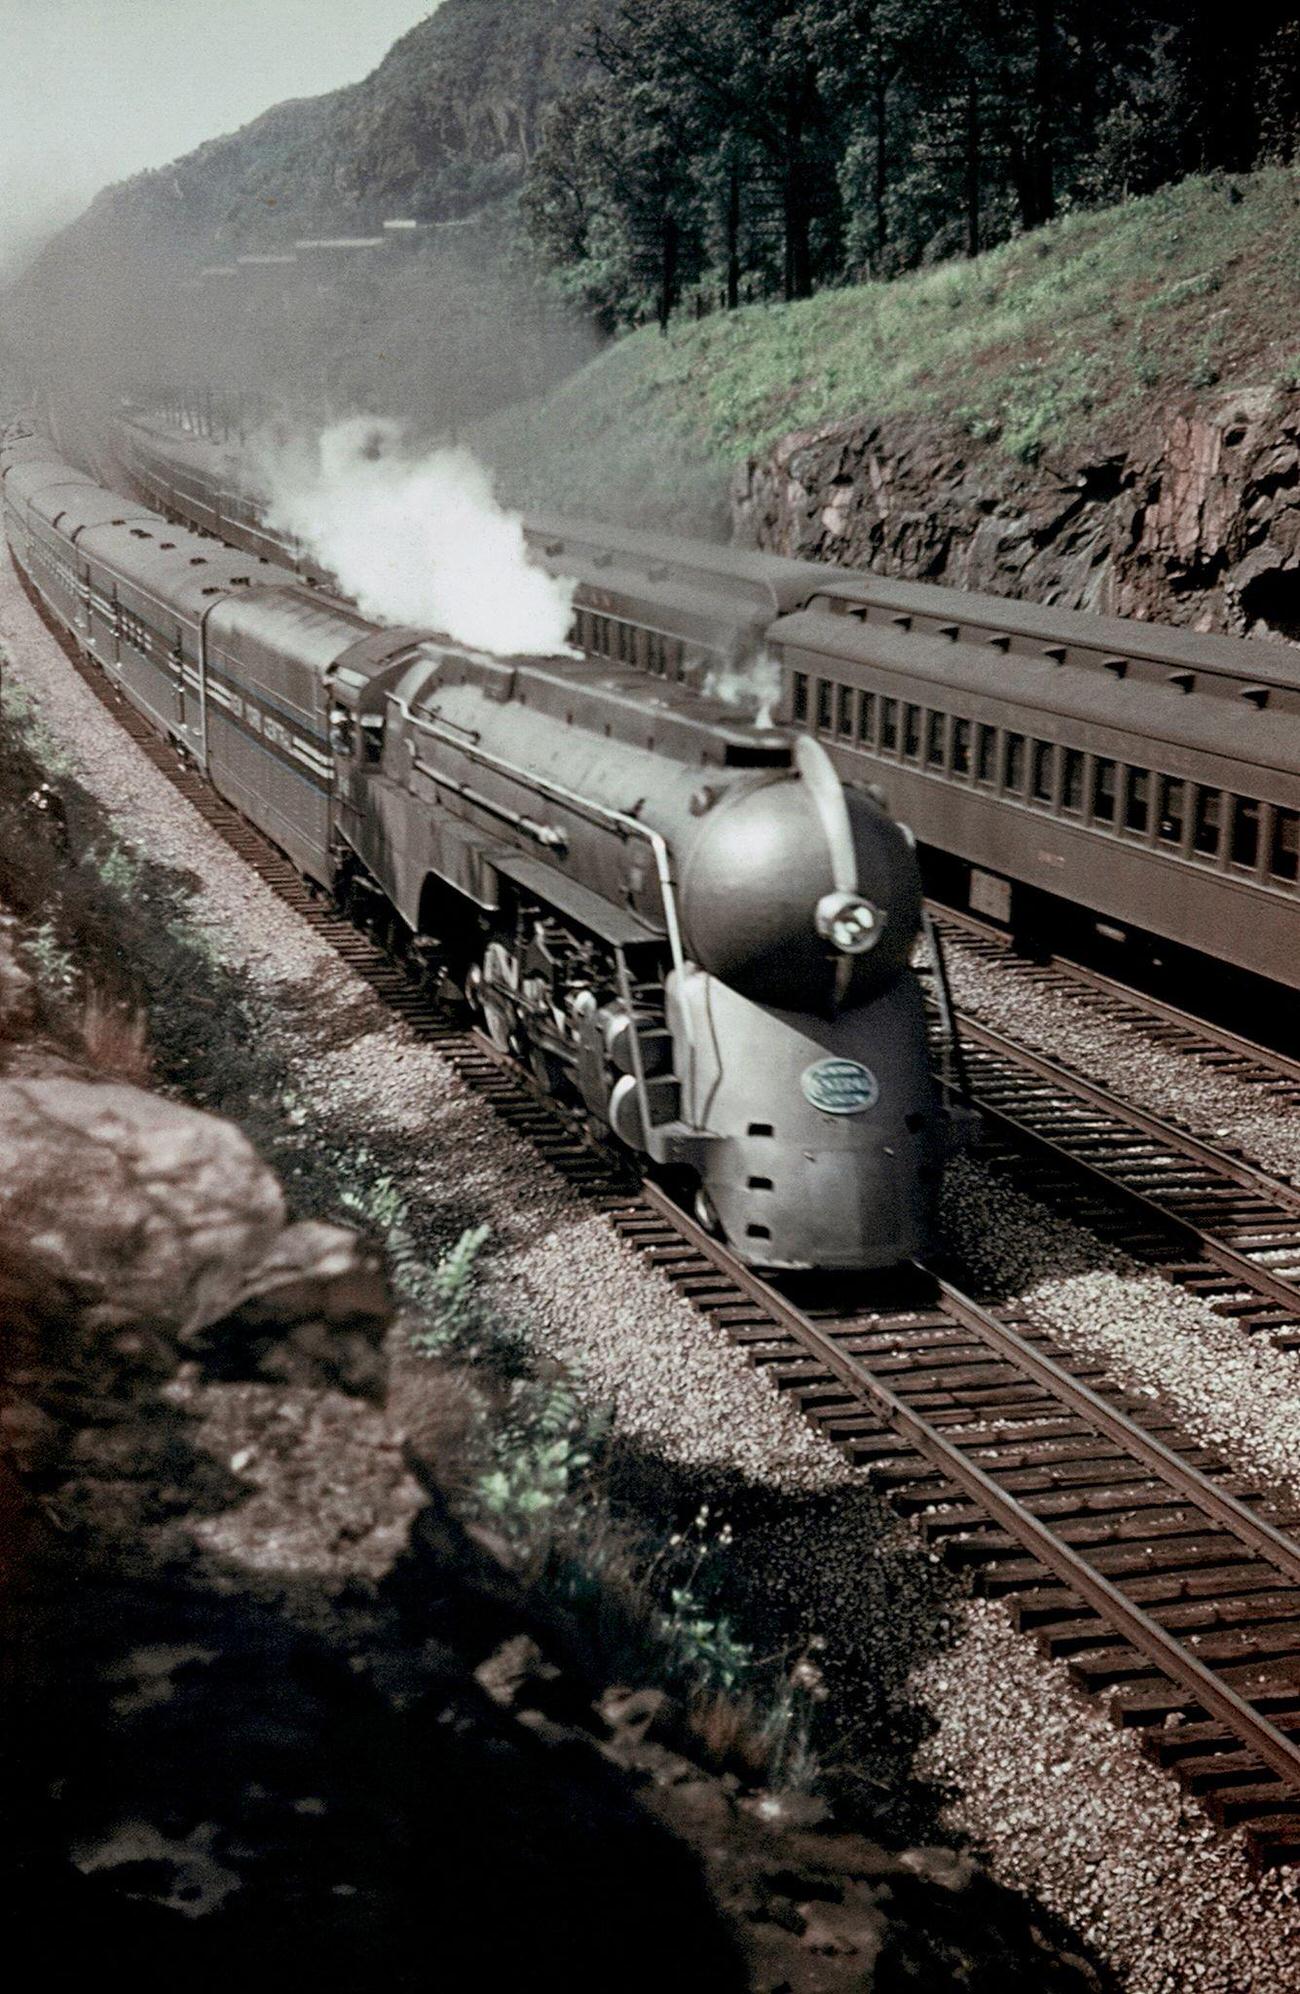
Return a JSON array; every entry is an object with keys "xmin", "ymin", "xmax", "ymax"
[
  {"xmin": 251, "ymin": 417, "xmax": 576, "ymax": 658},
  {"xmin": 701, "ymin": 649, "xmax": 784, "ymax": 730}
]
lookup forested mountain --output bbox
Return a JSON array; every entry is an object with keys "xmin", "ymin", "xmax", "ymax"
[
  {"xmin": 44, "ymin": 0, "xmax": 594, "ymax": 258},
  {"xmin": 4, "ymin": 0, "xmax": 603, "ymax": 427},
  {"xmin": 524, "ymin": 2, "xmax": 1300, "ymax": 329}
]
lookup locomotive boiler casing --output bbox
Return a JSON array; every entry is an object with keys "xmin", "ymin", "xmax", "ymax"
[{"xmin": 667, "ymin": 965, "xmax": 942, "ymax": 1269}]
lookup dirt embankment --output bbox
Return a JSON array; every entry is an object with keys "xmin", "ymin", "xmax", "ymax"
[{"xmin": 733, "ymin": 384, "xmax": 1300, "ymax": 639}]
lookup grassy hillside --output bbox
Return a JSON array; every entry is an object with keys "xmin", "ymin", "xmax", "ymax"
[{"xmin": 475, "ymin": 167, "xmax": 1300, "ymax": 532}]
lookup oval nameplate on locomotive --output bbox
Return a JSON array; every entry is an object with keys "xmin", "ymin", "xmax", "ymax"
[{"xmin": 800, "ymin": 1058, "xmax": 880, "ymax": 1116}]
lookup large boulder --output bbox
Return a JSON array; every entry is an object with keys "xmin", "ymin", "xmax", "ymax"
[{"xmin": 0, "ymin": 1073, "xmax": 286, "ymax": 1340}]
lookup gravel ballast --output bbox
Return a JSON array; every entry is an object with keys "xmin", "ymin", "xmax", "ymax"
[
  {"xmin": 6, "ymin": 553, "xmax": 1300, "ymax": 1988},
  {"xmin": 943, "ymin": 1155, "xmax": 1300, "ymax": 1512},
  {"xmin": 916, "ymin": 1601, "xmax": 1300, "ymax": 1994},
  {"xmin": 942, "ymin": 930, "xmax": 1300, "ymax": 1185}
]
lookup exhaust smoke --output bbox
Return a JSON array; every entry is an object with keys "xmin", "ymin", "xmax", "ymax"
[{"xmin": 253, "ymin": 416, "xmax": 577, "ymax": 658}]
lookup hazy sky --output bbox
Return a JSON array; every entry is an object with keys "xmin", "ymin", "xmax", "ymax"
[{"xmin": 0, "ymin": 0, "xmax": 440, "ymax": 275}]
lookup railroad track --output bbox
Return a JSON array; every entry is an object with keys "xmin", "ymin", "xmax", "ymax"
[
  {"xmin": 24, "ymin": 589, "xmax": 1300, "ymax": 1871},
  {"xmin": 935, "ymin": 902, "xmax": 1300, "ymax": 1122},
  {"xmin": 922, "ymin": 913, "xmax": 1300, "ymax": 1351}
]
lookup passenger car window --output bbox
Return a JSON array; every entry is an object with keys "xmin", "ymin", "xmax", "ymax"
[
  {"xmin": 836, "ymin": 684, "xmax": 855, "ymax": 737},
  {"xmin": 1157, "ymin": 776, "xmax": 1185, "ymax": 844},
  {"xmin": 880, "ymin": 699, "xmax": 899, "ymax": 752},
  {"xmin": 1002, "ymin": 732, "xmax": 1026, "ymax": 793},
  {"xmin": 1192, "ymin": 787, "xmax": 1222, "ymax": 858},
  {"xmin": 903, "ymin": 705, "xmax": 922, "ymax": 760},
  {"xmin": 975, "ymin": 724, "xmax": 997, "ymax": 783},
  {"xmin": 1270, "ymin": 808, "xmax": 1299, "ymax": 882},
  {"xmin": 1124, "ymin": 767, "xmax": 1151, "ymax": 834},
  {"xmin": 1091, "ymin": 758, "xmax": 1117, "ymax": 824},
  {"xmin": 857, "ymin": 692, "xmax": 876, "ymax": 745},
  {"xmin": 1061, "ymin": 749, "xmax": 1085, "ymax": 814},
  {"xmin": 951, "ymin": 717, "xmax": 971, "ymax": 776},
  {"xmin": 1030, "ymin": 740, "xmax": 1055, "ymax": 804},
  {"xmin": 926, "ymin": 711, "xmax": 946, "ymax": 767},
  {"xmin": 1230, "ymin": 796, "xmax": 1260, "ymax": 869},
  {"xmin": 792, "ymin": 671, "xmax": 809, "ymax": 724},
  {"xmin": 817, "ymin": 680, "xmax": 833, "ymax": 731}
]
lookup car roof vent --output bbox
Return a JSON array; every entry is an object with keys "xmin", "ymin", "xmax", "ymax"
[
  {"xmin": 1103, "ymin": 657, "xmax": 1128, "ymax": 678},
  {"xmin": 1168, "ymin": 670, "xmax": 1195, "ymax": 692},
  {"xmin": 190, "ymin": 555, "xmax": 207, "ymax": 566},
  {"xmin": 1042, "ymin": 644, "xmax": 1067, "ymax": 663},
  {"xmin": 1241, "ymin": 684, "xmax": 1270, "ymax": 709},
  {"xmin": 890, "ymin": 612, "xmax": 912, "ymax": 631},
  {"xmin": 986, "ymin": 632, "xmax": 1011, "ymax": 651}
]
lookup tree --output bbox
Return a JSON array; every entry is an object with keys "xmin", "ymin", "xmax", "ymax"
[{"xmin": 523, "ymin": 77, "xmax": 706, "ymax": 331}]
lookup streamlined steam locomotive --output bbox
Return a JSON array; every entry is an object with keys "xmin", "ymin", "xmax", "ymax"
[{"xmin": 1, "ymin": 431, "xmax": 957, "ymax": 1270}]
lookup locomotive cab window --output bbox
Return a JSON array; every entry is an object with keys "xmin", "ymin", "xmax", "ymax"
[
  {"xmin": 329, "ymin": 705, "xmax": 356, "ymax": 756},
  {"xmin": 361, "ymin": 712, "xmax": 386, "ymax": 765}
]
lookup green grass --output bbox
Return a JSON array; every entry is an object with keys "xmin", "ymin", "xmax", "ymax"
[{"xmin": 476, "ymin": 167, "xmax": 1300, "ymax": 531}]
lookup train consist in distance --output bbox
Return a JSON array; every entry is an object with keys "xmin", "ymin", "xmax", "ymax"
[
  {"xmin": 112, "ymin": 409, "xmax": 1300, "ymax": 1000},
  {"xmin": 2, "ymin": 429, "xmax": 962, "ymax": 1272}
]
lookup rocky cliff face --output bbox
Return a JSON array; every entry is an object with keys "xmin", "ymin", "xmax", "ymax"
[{"xmin": 732, "ymin": 384, "xmax": 1300, "ymax": 641}]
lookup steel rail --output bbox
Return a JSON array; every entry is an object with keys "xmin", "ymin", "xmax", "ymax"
[
  {"xmin": 970, "ymin": 1090, "xmax": 1300, "ymax": 1322},
  {"xmin": 932, "ymin": 902, "xmax": 1300, "ymax": 1089},
  {"xmin": 637, "ymin": 1187, "xmax": 1300, "ymax": 1793},
  {"xmin": 958, "ymin": 1011, "xmax": 1300, "ymax": 1214}
]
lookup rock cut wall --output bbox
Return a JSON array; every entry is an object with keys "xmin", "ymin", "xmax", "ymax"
[{"xmin": 732, "ymin": 385, "xmax": 1300, "ymax": 640}]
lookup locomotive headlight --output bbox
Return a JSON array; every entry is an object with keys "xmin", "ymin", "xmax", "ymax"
[{"xmin": 815, "ymin": 891, "xmax": 885, "ymax": 954}]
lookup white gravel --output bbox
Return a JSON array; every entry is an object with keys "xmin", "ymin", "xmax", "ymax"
[
  {"xmin": 9, "ymin": 549, "xmax": 1300, "ymax": 1989},
  {"xmin": 915, "ymin": 1600, "xmax": 1300, "ymax": 1994},
  {"xmin": 943, "ymin": 930, "xmax": 1300, "ymax": 1185},
  {"xmin": 943, "ymin": 1155, "xmax": 1300, "ymax": 1513}
]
